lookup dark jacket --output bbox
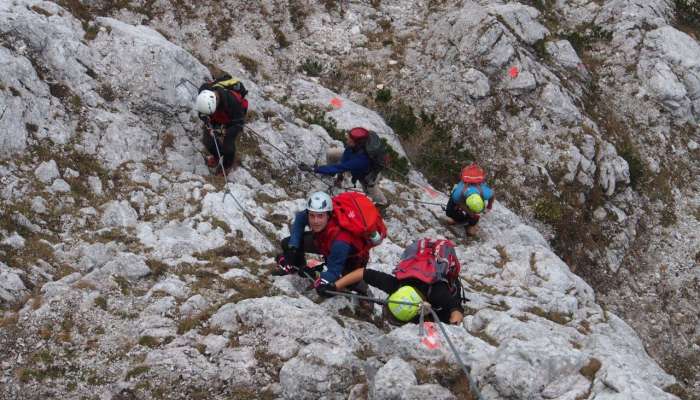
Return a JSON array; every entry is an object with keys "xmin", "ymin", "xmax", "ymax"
[{"xmin": 314, "ymin": 147, "xmax": 371, "ymax": 182}]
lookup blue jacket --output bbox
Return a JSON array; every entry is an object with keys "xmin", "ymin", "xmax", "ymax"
[
  {"xmin": 289, "ymin": 211, "xmax": 354, "ymax": 283},
  {"xmin": 314, "ymin": 147, "xmax": 370, "ymax": 182},
  {"xmin": 450, "ymin": 182, "xmax": 494, "ymax": 208}
]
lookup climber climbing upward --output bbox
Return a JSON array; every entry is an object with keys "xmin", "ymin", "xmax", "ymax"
[
  {"xmin": 298, "ymin": 127, "xmax": 388, "ymax": 207},
  {"xmin": 194, "ymin": 73, "xmax": 248, "ymax": 175},
  {"xmin": 444, "ymin": 164, "xmax": 494, "ymax": 237}
]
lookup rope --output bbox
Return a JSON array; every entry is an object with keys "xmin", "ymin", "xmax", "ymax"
[
  {"xmin": 244, "ymin": 125, "xmax": 335, "ymax": 192},
  {"xmin": 207, "ymin": 126, "xmax": 267, "ymax": 237}
]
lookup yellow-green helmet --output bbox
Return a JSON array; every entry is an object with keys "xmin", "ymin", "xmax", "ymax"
[
  {"xmin": 465, "ymin": 193, "xmax": 485, "ymax": 213},
  {"xmin": 387, "ymin": 286, "xmax": 422, "ymax": 322}
]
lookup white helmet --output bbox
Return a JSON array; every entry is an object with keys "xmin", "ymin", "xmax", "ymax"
[
  {"xmin": 195, "ymin": 90, "xmax": 217, "ymax": 115},
  {"xmin": 307, "ymin": 191, "xmax": 332, "ymax": 213}
]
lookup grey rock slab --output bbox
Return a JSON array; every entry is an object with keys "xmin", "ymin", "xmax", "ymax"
[
  {"xmin": 90, "ymin": 252, "xmax": 150, "ymax": 280},
  {"xmin": 540, "ymin": 84, "xmax": 582, "ymax": 124},
  {"xmin": 88, "ymin": 176, "xmax": 103, "ymax": 196},
  {"xmin": 216, "ymin": 347, "xmax": 258, "ymax": 384},
  {"xmin": 100, "ymin": 200, "xmax": 138, "ymax": 228},
  {"xmin": 0, "ymin": 262, "xmax": 27, "ymax": 304},
  {"xmin": 546, "ymin": 40, "xmax": 585, "ymax": 71},
  {"xmin": 30, "ymin": 196, "xmax": 47, "ymax": 214},
  {"xmin": 1, "ymin": 232, "xmax": 25, "ymax": 249},
  {"xmin": 48, "ymin": 178, "xmax": 71, "ymax": 193},
  {"xmin": 148, "ymin": 277, "xmax": 189, "ymax": 299},
  {"xmin": 370, "ymin": 357, "xmax": 417, "ymax": 400},
  {"xmin": 137, "ymin": 315, "xmax": 176, "ymax": 338},
  {"xmin": 34, "ymin": 160, "xmax": 60, "ymax": 184},
  {"xmin": 487, "ymin": 4, "xmax": 549, "ymax": 45},
  {"xmin": 402, "ymin": 384, "xmax": 456, "ymax": 400},
  {"xmin": 145, "ymin": 346, "xmax": 218, "ymax": 381},
  {"xmin": 180, "ymin": 294, "xmax": 210, "ymax": 318},
  {"xmin": 279, "ymin": 342, "xmax": 366, "ymax": 400},
  {"xmin": 236, "ymin": 296, "xmax": 357, "ymax": 347},
  {"xmin": 136, "ymin": 220, "xmax": 226, "ymax": 260},
  {"xmin": 142, "ymin": 296, "xmax": 177, "ymax": 317},
  {"xmin": 290, "ymin": 79, "xmax": 406, "ymax": 158}
]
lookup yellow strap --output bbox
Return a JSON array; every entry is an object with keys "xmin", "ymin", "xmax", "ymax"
[{"xmin": 212, "ymin": 78, "xmax": 240, "ymax": 89}]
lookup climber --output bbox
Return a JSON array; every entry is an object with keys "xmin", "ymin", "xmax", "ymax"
[
  {"xmin": 444, "ymin": 164, "xmax": 494, "ymax": 237},
  {"xmin": 298, "ymin": 127, "xmax": 388, "ymax": 207},
  {"xmin": 273, "ymin": 191, "xmax": 386, "ymax": 297},
  {"xmin": 318, "ymin": 238, "xmax": 465, "ymax": 325},
  {"xmin": 194, "ymin": 74, "xmax": 248, "ymax": 175}
]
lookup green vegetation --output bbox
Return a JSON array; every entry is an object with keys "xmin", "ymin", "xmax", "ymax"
[
  {"xmin": 125, "ymin": 365, "xmax": 150, "ymax": 380},
  {"xmin": 616, "ymin": 142, "xmax": 645, "ymax": 188},
  {"xmin": 237, "ymin": 55, "xmax": 259, "ymax": 76},
  {"xmin": 375, "ymin": 88, "xmax": 392, "ymax": 103},
  {"xmin": 292, "ymin": 103, "xmax": 343, "ymax": 141},
  {"xmin": 526, "ymin": 306, "xmax": 572, "ymax": 325},
  {"xmin": 675, "ymin": 0, "xmax": 700, "ymax": 28},
  {"xmin": 534, "ymin": 196, "xmax": 564, "ymax": 225},
  {"xmin": 138, "ymin": 335, "xmax": 160, "ymax": 348},
  {"xmin": 94, "ymin": 296, "xmax": 108, "ymax": 310},
  {"xmin": 299, "ymin": 58, "xmax": 323, "ymax": 77}
]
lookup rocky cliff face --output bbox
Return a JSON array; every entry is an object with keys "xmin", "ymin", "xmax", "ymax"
[{"xmin": 0, "ymin": 0, "xmax": 697, "ymax": 399}]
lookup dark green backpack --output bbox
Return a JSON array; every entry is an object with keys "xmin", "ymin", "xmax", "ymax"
[{"xmin": 364, "ymin": 131, "xmax": 388, "ymax": 180}]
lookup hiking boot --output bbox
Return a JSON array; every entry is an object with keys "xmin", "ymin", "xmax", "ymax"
[
  {"xmin": 465, "ymin": 225, "xmax": 479, "ymax": 237},
  {"xmin": 206, "ymin": 155, "xmax": 219, "ymax": 168}
]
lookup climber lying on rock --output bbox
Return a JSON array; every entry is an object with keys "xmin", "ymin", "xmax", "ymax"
[{"xmin": 317, "ymin": 238, "xmax": 465, "ymax": 325}]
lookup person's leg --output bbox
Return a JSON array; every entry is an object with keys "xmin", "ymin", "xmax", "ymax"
[
  {"xmin": 361, "ymin": 177, "xmax": 387, "ymax": 207},
  {"xmin": 464, "ymin": 214, "xmax": 481, "ymax": 237},
  {"xmin": 201, "ymin": 126, "xmax": 217, "ymax": 157},
  {"xmin": 221, "ymin": 125, "xmax": 242, "ymax": 170}
]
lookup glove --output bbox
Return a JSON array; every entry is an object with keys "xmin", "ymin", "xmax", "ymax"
[
  {"xmin": 271, "ymin": 254, "xmax": 298, "ymax": 276},
  {"xmin": 283, "ymin": 247, "xmax": 303, "ymax": 267},
  {"xmin": 314, "ymin": 277, "xmax": 336, "ymax": 298},
  {"xmin": 298, "ymin": 163, "xmax": 315, "ymax": 173}
]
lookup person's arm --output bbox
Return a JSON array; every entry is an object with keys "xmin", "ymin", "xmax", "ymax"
[
  {"xmin": 288, "ymin": 211, "xmax": 308, "ymax": 249},
  {"xmin": 320, "ymin": 240, "xmax": 352, "ymax": 282},
  {"xmin": 333, "ymin": 268, "xmax": 365, "ymax": 290},
  {"xmin": 314, "ymin": 151, "xmax": 369, "ymax": 176},
  {"xmin": 482, "ymin": 184, "xmax": 494, "ymax": 210},
  {"xmin": 428, "ymin": 282, "xmax": 464, "ymax": 324}
]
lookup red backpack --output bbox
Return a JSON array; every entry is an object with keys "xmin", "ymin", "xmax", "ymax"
[
  {"xmin": 332, "ymin": 192, "xmax": 387, "ymax": 256},
  {"xmin": 393, "ymin": 238, "xmax": 461, "ymax": 284},
  {"xmin": 460, "ymin": 163, "xmax": 485, "ymax": 184}
]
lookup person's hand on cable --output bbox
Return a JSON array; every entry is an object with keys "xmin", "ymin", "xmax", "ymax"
[
  {"xmin": 314, "ymin": 276, "xmax": 336, "ymax": 298},
  {"xmin": 298, "ymin": 163, "xmax": 315, "ymax": 173}
]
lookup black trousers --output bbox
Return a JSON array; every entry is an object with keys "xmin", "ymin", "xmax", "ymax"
[{"xmin": 202, "ymin": 124, "xmax": 242, "ymax": 169}]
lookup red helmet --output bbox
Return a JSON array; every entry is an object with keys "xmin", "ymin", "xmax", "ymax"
[
  {"xmin": 348, "ymin": 127, "xmax": 370, "ymax": 141},
  {"xmin": 460, "ymin": 163, "xmax": 485, "ymax": 184}
]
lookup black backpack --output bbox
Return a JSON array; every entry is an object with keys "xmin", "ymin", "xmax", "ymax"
[{"xmin": 211, "ymin": 73, "xmax": 248, "ymax": 98}]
